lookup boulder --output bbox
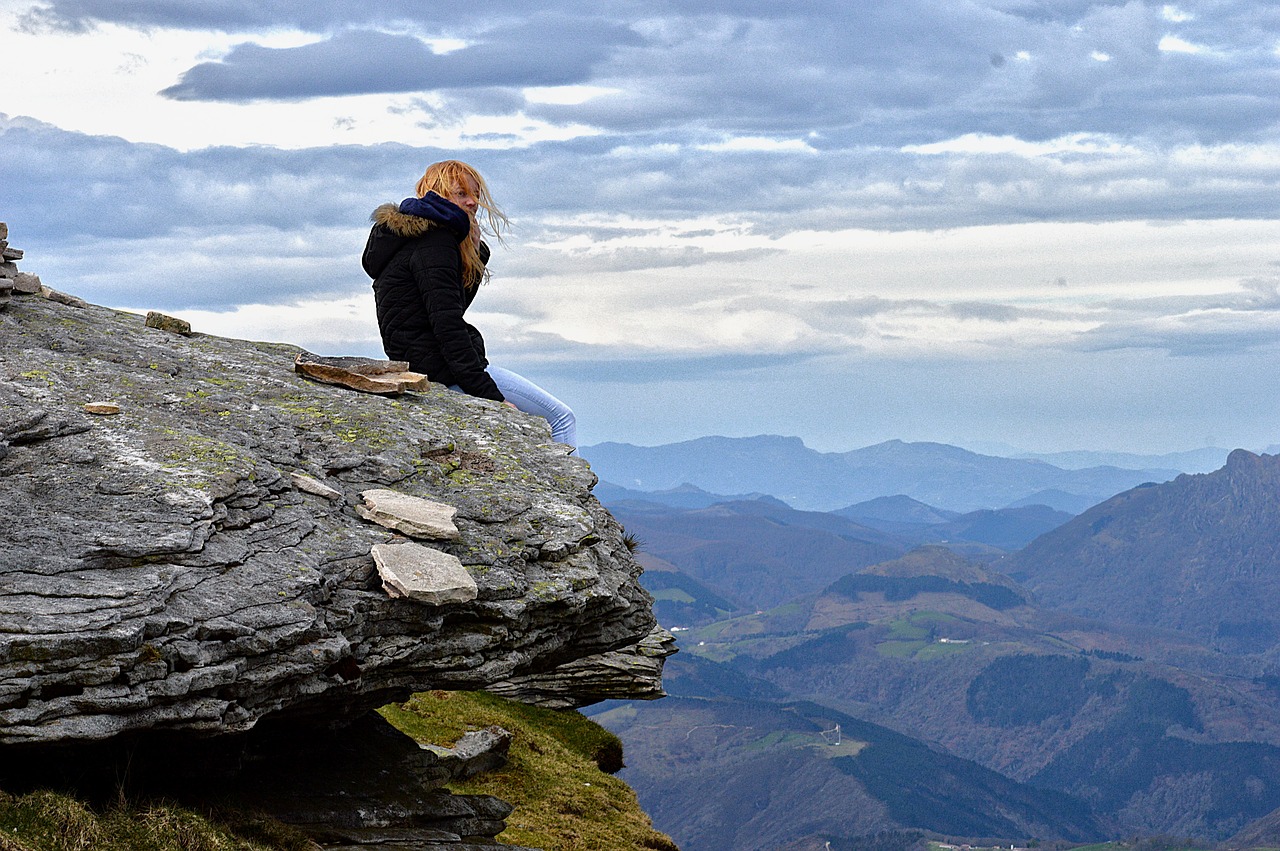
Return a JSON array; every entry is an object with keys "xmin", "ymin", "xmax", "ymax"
[
  {"xmin": 12, "ymin": 273, "xmax": 42, "ymax": 294},
  {"xmin": 0, "ymin": 292, "xmax": 670, "ymax": 746},
  {"xmin": 144, "ymin": 310, "xmax": 192, "ymax": 335},
  {"xmin": 420, "ymin": 725, "xmax": 513, "ymax": 781}
]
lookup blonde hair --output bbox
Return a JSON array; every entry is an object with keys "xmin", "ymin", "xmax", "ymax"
[{"xmin": 415, "ymin": 160, "xmax": 508, "ymax": 287}]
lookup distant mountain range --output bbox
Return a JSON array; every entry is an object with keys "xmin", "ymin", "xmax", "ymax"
[
  {"xmin": 589, "ymin": 444, "xmax": 1280, "ymax": 849},
  {"xmin": 1015, "ymin": 446, "xmax": 1232, "ymax": 474},
  {"xmin": 584, "ymin": 435, "xmax": 1180, "ymax": 512}
]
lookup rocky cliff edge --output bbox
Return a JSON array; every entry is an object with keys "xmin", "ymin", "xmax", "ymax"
[{"xmin": 0, "ymin": 265, "xmax": 672, "ymax": 746}]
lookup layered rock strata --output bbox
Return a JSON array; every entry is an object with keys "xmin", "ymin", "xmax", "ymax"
[{"xmin": 0, "ymin": 269, "xmax": 670, "ymax": 746}]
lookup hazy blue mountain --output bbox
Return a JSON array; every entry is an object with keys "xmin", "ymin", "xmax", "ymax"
[
  {"xmin": 612, "ymin": 499, "xmax": 904, "ymax": 612},
  {"xmin": 1004, "ymin": 488, "xmax": 1100, "ymax": 514},
  {"xmin": 835, "ymin": 495, "xmax": 961, "ymax": 526},
  {"xmin": 583, "ymin": 435, "xmax": 1179, "ymax": 512},
  {"xmin": 593, "ymin": 479, "xmax": 780, "ymax": 510},
  {"xmin": 835, "ymin": 497, "xmax": 1073, "ymax": 552},
  {"xmin": 602, "ymin": 446, "xmax": 1280, "ymax": 844},
  {"xmin": 1017, "ymin": 446, "xmax": 1232, "ymax": 474},
  {"xmin": 619, "ymin": 496, "xmax": 1073, "ymax": 626},
  {"xmin": 1003, "ymin": 449, "xmax": 1280, "ymax": 651},
  {"xmin": 934, "ymin": 505, "xmax": 1075, "ymax": 552}
]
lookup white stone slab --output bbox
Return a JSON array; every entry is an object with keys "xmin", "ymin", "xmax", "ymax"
[
  {"xmin": 357, "ymin": 489, "xmax": 460, "ymax": 540},
  {"xmin": 371, "ymin": 542, "xmax": 477, "ymax": 605},
  {"xmin": 291, "ymin": 472, "xmax": 342, "ymax": 501}
]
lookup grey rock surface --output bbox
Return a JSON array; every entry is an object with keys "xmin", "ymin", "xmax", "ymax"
[{"xmin": 0, "ymin": 291, "xmax": 669, "ymax": 745}]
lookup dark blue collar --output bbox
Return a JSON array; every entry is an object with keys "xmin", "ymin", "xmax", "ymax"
[{"xmin": 398, "ymin": 192, "xmax": 470, "ymax": 240}]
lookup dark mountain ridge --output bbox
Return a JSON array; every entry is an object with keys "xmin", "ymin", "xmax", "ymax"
[
  {"xmin": 598, "ymin": 685, "xmax": 1104, "ymax": 851},
  {"xmin": 1004, "ymin": 449, "xmax": 1280, "ymax": 652}
]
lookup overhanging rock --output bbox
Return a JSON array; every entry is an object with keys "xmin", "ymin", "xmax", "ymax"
[
  {"xmin": 487, "ymin": 625, "xmax": 677, "ymax": 709},
  {"xmin": 0, "ymin": 290, "xmax": 672, "ymax": 746}
]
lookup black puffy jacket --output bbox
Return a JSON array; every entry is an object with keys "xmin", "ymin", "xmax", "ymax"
[{"xmin": 362, "ymin": 199, "xmax": 503, "ymax": 401}]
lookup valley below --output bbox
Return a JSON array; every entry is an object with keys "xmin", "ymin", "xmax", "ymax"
[{"xmin": 584, "ymin": 438, "xmax": 1280, "ymax": 851}]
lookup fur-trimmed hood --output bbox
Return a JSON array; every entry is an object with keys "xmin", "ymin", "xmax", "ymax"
[
  {"xmin": 362, "ymin": 191, "xmax": 471, "ymax": 279},
  {"xmin": 371, "ymin": 191, "xmax": 471, "ymax": 238},
  {"xmin": 370, "ymin": 202, "xmax": 435, "ymax": 237}
]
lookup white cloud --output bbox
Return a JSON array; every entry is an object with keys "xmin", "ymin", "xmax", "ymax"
[
  {"xmin": 523, "ymin": 85, "xmax": 620, "ymax": 105},
  {"xmin": 6, "ymin": 0, "xmax": 1280, "ymax": 453},
  {"xmin": 696, "ymin": 137, "xmax": 818, "ymax": 154},
  {"xmin": 1158, "ymin": 34, "xmax": 1206, "ymax": 54},
  {"xmin": 131, "ymin": 297, "xmax": 383, "ymax": 359},
  {"xmin": 902, "ymin": 133, "xmax": 1138, "ymax": 157}
]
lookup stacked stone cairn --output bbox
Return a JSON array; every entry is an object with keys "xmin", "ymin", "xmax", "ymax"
[
  {"xmin": 1, "ymin": 222, "xmax": 34, "ymax": 309},
  {"xmin": 0, "ymin": 222, "xmax": 85, "ymax": 310}
]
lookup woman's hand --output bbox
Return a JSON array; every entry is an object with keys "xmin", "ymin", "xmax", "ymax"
[{"xmin": 504, "ymin": 401, "xmax": 518, "ymax": 410}]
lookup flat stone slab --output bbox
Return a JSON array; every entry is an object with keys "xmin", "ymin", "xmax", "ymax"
[
  {"xmin": 291, "ymin": 472, "xmax": 342, "ymax": 500},
  {"xmin": 371, "ymin": 542, "xmax": 478, "ymax": 604},
  {"xmin": 357, "ymin": 489, "xmax": 461, "ymax": 540},
  {"xmin": 41, "ymin": 287, "xmax": 86, "ymax": 308},
  {"xmin": 294, "ymin": 351, "xmax": 429, "ymax": 395}
]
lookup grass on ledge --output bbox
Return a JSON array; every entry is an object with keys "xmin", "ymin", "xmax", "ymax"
[
  {"xmin": 0, "ymin": 791, "xmax": 316, "ymax": 851},
  {"xmin": 380, "ymin": 690, "xmax": 679, "ymax": 851}
]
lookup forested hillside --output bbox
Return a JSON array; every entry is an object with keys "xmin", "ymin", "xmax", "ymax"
[{"xmin": 591, "ymin": 449, "xmax": 1280, "ymax": 850}]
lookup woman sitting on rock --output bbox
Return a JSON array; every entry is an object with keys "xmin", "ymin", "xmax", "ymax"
[{"xmin": 363, "ymin": 160, "xmax": 576, "ymax": 448}]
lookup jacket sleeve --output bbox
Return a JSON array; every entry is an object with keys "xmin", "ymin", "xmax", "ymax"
[{"xmin": 409, "ymin": 239, "xmax": 504, "ymax": 402}]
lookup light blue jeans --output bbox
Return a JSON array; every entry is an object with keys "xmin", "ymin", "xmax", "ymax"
[{"xmin": 451, "ymin": 365, "xmax": 577, "ymax": 448}]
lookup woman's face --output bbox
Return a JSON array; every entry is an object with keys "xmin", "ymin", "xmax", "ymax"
[{"xmin": 447, "ymin": 175, "xmax": 480, "ymax": 216}]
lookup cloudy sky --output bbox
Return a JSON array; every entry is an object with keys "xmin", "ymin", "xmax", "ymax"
[{"xmin": 3, "ymin": 0, "xmax": 1280, "ymax": 455}]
